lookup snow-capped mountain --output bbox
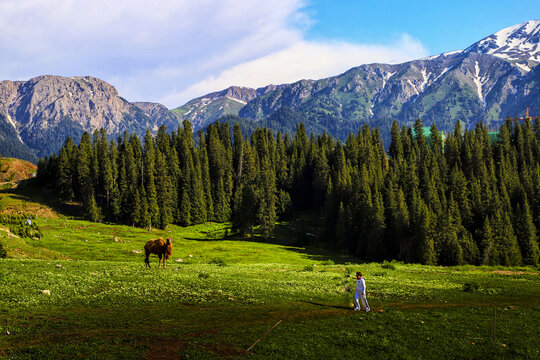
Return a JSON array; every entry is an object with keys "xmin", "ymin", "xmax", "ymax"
[
  {"xmin": 172, "ymin": 20, "xmax": 540, "ymax": 139},
  {"xmin": 466, "ymin": 20, "xmax": 540, "ymax": 71},
  {"xmin": 1, "ymin": 20, "xmax": 539, "ymax": 162}
]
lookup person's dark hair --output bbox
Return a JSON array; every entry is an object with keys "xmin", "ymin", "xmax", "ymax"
[{"xmin": 356, "ymin": 271, "xmax": 362, "ymax": 277}]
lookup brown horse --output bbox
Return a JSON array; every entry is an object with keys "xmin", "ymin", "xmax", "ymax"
[{"xmin": 144, "ymin": 237, "xmax": 172, "ymax": 269}]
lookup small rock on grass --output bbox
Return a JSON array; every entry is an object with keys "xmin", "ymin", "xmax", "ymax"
[{"xmin": 41, "ymin": 290, "xmax": 50, "ymax": 295}]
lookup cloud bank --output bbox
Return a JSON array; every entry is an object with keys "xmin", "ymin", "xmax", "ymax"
[{"xmin": 0, "ymin": 0, "xmax": 428, "ymax": 107}]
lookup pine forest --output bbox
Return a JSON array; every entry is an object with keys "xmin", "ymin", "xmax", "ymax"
[{"xmin": 37, "ymin": 118, "xmax": 540, "ymax": 266}]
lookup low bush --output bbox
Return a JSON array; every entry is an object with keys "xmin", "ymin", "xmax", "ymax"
[
  {"xmin": 381, "ymin": 260, "xmax": 396, "ymax": 270},
  {"xmin": 463, "ymin": 282, "xmax": 480, "ymax": 292},
  {"xmin": 209, "ymin": 258, "xmax": 227, "ymax": 267},
  {"xmin": 198, "ymin": 272, "xmax": 209, "ymax": 279},
  {"xmin": 303, "ymin": 265, "xmax": 314, "ymax": 271}
]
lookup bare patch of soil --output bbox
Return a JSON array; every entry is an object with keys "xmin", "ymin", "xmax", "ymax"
[
  {"xmin": 492, "ymin": 270, "xmax": 530, "ymax": 275},
  {"xmin": 145, "ymin": 337, "xmax": 186, "ymax": 360}
]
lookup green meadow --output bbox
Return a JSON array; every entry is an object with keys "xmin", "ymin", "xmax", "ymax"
[{"xmin": 0, "ymin": 188, "xmax": 539, "ymax": 359}]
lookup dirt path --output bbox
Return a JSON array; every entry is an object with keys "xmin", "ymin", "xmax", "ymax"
[{"xmin": 0, "ymin": 226, "xmax": 20, "ymax": 238}]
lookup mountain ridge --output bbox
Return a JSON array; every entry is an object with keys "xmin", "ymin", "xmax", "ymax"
[
  {"xmin": 173, "ymin": 20, "xmax": 539, "ymax": 136},
  {"xmin": 0, "ymin": 75, "xmax": 179, "ymax": 160},
  {"xmin": 1, "ymin": 20, "xmax": 539, "ymax": 161}
]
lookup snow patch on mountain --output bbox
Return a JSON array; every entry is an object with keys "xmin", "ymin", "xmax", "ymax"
[
  {"xmin": 226, "ymin": 96, "xmax": 247, "ymax": 105},
  {"xmin": 421, "ymin": 50, "xmax": 462, "ymax": 61},
  {"xmin": 407, "ymin": 79, "xmax": 419, "ymax": 96},
  {"xmin": 473, "ymin": 61, "xmax": 489, "ymax": 110},
  {"xmin": 433, "ymin": 65, "xmax": 453, "ymax": 83},
  {"xmin": 372, "ymin": 71, "xmax": 395, "ymax": 104},
  {"xmin": 419, "ymin": 68, "xmax": 429, "ymax": 92},
  {"xmin": 5, "ymin": 114, "xmax": 24, "ymax": 143}
]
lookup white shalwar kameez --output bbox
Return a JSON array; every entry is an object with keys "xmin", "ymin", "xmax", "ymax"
[{"xmin": 354, "ymin": 277, "xmax": 370, "ymax": 311}]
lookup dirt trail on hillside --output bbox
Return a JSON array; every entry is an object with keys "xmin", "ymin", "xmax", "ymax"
[{"xmin": 0, "ymin": 226, "xmax": 20, "ymax": 238}]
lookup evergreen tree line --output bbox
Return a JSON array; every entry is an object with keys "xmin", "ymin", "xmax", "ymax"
[{"xmin": 36, "ymin": 118, "xmax": 540, "ymax": 266}]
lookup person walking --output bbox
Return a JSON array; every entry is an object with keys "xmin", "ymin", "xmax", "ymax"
[{"xmin": 354, "ymin": 271, "xmax": 370, "ymax": 312}]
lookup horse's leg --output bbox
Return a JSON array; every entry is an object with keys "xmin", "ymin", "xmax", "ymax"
[{"xmin": 158, "ymin": 254, "xmax": 162, "ymax": 269}]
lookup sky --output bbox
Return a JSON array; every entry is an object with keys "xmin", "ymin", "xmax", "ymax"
[{"xmin": 0, "ymin": 0, "xmax": 538, "ymax": 108}]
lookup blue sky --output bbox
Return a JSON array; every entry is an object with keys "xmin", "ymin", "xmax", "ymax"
[
  {"xmin": 306, "ymin": 0, "xmax": 540, "ymax": 54},
  {"xmin": 0, "ymin": 0, "xmax": 537, "ymax": 107}
]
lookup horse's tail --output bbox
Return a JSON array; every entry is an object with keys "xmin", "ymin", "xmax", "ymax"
[{"xmin": 144, "ymin": 247, "xmax": 150, "ymax": 267}]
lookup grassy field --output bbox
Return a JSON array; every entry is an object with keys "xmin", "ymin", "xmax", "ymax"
[{"xmin": 0, "ymin": 184, "xmax": 539, "ymax": 359}]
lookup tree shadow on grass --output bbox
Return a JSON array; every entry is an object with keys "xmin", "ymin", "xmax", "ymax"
[
  {"xmin": 0, "ymin": 179, "xmax": 82, "ymax": 217},
  {"xmin": 183, "ymin": 226, "xmax": 359, "ymax": 265}
]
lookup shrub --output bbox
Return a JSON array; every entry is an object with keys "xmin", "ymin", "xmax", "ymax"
[
  {"xmin": 381, "ymin": 260, "xmax": 396, "ymax": 270},
  {"xmin": 209, "ymin": 258, "xmax": 227, "ymax": 267},
  {"xmin": 463, "ymin": 282, "xmax": 480, "ymax": 292},
  {"xmin": 321, "ymin": 259, "xmax": 335, "ymax": 265},
  {"xmin": 0, "ymin": 242, "xmax": 6, "ymax": 259},
  {"xmin": 303, "ymin": 265, "xmax": 314, "ymax": 271},
  {"xmin": 198, "ymin": 272, "xmax": 210, "ymax": 279}
]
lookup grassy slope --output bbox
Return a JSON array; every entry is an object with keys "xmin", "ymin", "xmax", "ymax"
[
  {"xmin": 0, "ymin": 158, "xmax": 37, "ymax": 185},
  {"xmin": 0, "ymin": 184, "xmax": 539, "ymax": 359}
]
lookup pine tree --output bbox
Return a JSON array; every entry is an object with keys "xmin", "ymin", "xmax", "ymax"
[
  {"xmin": 480, "ymin": 216, "xmax": 496, "ymax": 265},
  {"xmin": 155, "ymin": 149, "xmax": 173, "ymax": 229},
  {"xmin": 492, "ymin": 210, "xmax": 522, "ymax": 265},
  {"xmin": 122, "ymin": 138, "xmax": 142, "ymax": 226},
  {"xmin": 142, "ymin": 130, "xmax": 158, "ymax": 228},
  {"xmin": 86, "ymin": 193, "xmax": 102, "ymax": 223},
  {"xmin": 198, "ymin": 131, "xmax": 214, "ymax": 221},
  {"xmin": 77, "ymin": 132, "xmax": 98, "ymax": 222},
  {"xmin": 435, "ymin": 196, "xmax": 464, "ymax": 266},
  {"xmin": 389, "ymin": 120, "xmax": 403, "ymax": 160},
  {"xmin": 410, "ymin": 193, "xmax": 436, "ymax": 265},
  {"xmin": 57, "ymin": 147, "xmax": 74, "ymax": 200},
  {"xmin": 335, "ymin": 202, "xmax": 347, "ymax": 248},
  {"xmin": 514, "ymin": 201, "xmax": 539, "ymax": 265},
  {"xmin": 256, "ymin": 154, "xmax": 278, "ymax": 239},
  {"xmin": 97, "ymin": 129, "xmax": 113, "ymax": 212}
]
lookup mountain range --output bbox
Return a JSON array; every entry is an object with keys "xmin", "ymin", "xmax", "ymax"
[
  {"xmin": 1, "ymin": 20, "xmax": 539, "ymax": 162},
  {"xmin": 173, "ymin": 20, "xmax": 540, "ymax": 135}
]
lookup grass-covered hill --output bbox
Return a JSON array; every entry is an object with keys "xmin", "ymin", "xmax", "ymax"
[
  {"xmin": 0, "ymin": 181, "xmax": 539, "ymax": 359},
  {"xmin": 0, "ymin": 157, "xmax": 36, "ymax": 184}
]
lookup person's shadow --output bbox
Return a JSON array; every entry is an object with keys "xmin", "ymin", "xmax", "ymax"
[{"xmin": 301, "ymin": 300, "xmax": 351, "ymax": 310}]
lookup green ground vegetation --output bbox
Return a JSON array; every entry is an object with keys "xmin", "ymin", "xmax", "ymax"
[{"xmin": 0, "ymin": 181, "xmax": 539, "ymax": 359}]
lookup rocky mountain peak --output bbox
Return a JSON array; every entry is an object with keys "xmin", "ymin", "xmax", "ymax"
[
  {"xmin": 466, "ymin": 20, "xmax": 540, "ymax": 71},
  {"xmin": 0, "ymin": 75, "xmax": 178, "ymax": 159}
]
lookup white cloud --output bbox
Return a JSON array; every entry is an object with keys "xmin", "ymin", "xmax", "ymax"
[
  {"xmin": 0, "ymin": 0, "xmax": 428, "ymax": 108},
  {"xmin": 164, "ymin": 35, "xmax": 428, "ymax": 106}
]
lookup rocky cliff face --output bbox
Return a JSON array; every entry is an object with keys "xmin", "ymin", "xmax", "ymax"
[{"xmin": 0, "ymin": 75, "xmax": 179, "ymax": 160}]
